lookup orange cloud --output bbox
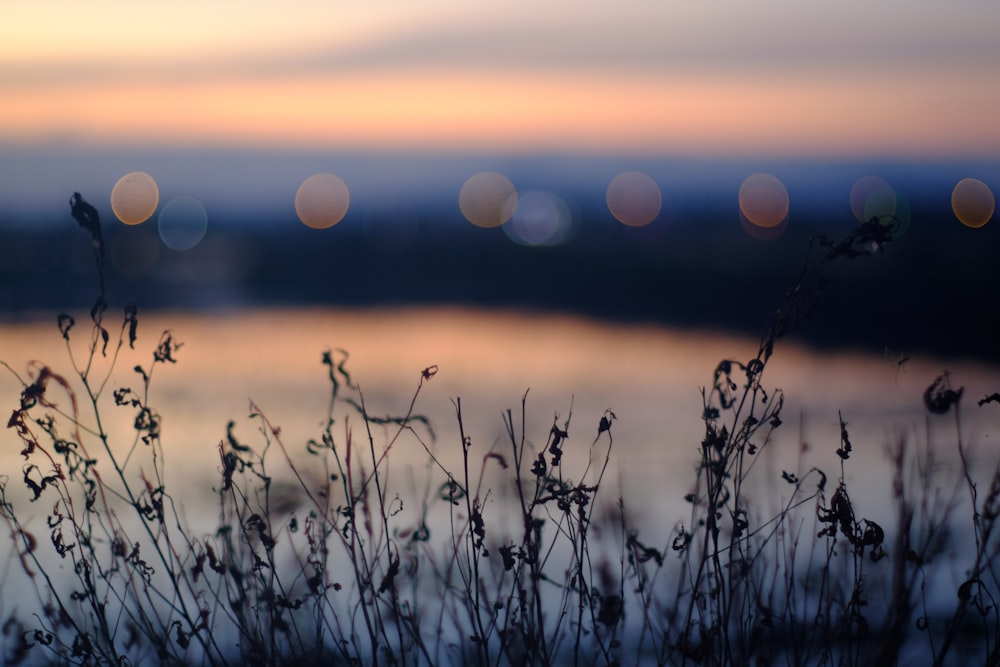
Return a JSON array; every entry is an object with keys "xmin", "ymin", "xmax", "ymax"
[{"xmin": 3, "ymin": 64, "xmax": 999, "ymax": 157}]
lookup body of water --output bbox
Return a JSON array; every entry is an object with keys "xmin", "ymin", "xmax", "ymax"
[
  {"xmin": 0, "ymin": 306, "xmax": 997, "ymax": 664},
  {"xmin": 2, "ymin": 306, "xmax": 996, "ymax": 535}
]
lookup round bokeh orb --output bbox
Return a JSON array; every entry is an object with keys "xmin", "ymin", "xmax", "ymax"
[
  {"xmin": 111, "ymin": 171, "xmax": 159, "ymax": 225},
  {"xmin": 739, "ymin": 173, "xmax": 789, "ymax": 229},
  {"xmin": 849, "ymin": 176, "xmax": 910, "ymax": 239},
  {"xmin": 295, "ymin": 173, "xmax": 351, "ymax": 229},
  {"xmin": 882, "ymin": 191, "xmax": 911, "ymax": 239},
  {"xmin": 862, "ymin": 185, "xmax": 897, "ymax": 224},
  {"xmin": 158, "ymin": 195, "xmax": 208, "ymax": 251},
  {"xmin": 458, "ymin": 172, "xmax": 517, "ymax": 228},
  {"xmin": 952, "ymin": 178, "xmax": 994, "ymax": 229},
  {"xmin": 606, "ymin": 171, "xmax": 661, "ymax": 227},
  {"xmin": 850, "ymin": 176, "xmax": 892, "ymax": 223},
  {"xmin": 503, "ymin": 190, "xmax": 575, "ymax": 246}
]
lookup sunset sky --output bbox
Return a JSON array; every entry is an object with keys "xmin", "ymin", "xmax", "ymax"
[{"xmin": 4, "ymin": 0, "xmax": 1000, "ymax": 158}]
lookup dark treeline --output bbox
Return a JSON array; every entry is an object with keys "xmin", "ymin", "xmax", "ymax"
[{"xmin": 1, "ymin": 197, "xmax": 997, "ymax": 362}]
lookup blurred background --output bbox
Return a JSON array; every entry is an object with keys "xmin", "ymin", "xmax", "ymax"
[
  {"xmin": 1, "ymin": 0, "xmax": 1000, "ymax": 581},
  {"xmin": 2, "ymin": 0, "xmax": 999, "ymax": 361}
]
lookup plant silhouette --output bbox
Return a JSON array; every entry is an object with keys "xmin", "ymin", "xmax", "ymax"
[{"xmin": 0, "ymin": 193, "xmax": 995, "ymax": 665}]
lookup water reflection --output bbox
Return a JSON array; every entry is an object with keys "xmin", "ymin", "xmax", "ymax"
[
  {"xmin": 1, "ymin": 305, "xmax": 999, "ymax": 664},
  {"xmin": 1, "ymin": 307, "xmax": 996, "ymax": 545}
]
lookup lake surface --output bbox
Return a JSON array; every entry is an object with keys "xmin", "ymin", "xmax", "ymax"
[
  {"xmin": 2, "ymin": 306, "xmax": 997, "ymax": 539},
  {"xmin": 1, "ymin": 306, "xmax": 997, "ymax": 664}
]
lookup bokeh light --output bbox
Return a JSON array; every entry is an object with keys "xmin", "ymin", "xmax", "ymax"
[
  {"xmin": 502, "ymin": 191, "xmax": 575, "ymax": 247},
  {"xmin": 110, "ymin": 171, "xmax": 159, "ymax": 225},
  {"xmin": 862, "ymin": 185, "xmax": 896, "ymax": 223},
  {"xmin": 295, "ymin": 173, "xmax": 350, "ymax": 229},
  {"xmin": 606, "ymin": 171, "xmax": 661, "ymax": 227},
  {"xmin": 738, "ymin": 173, "xmax": 788, "ymax": 229},
  {"xmin": 952, "ymin": 178, "xmax": 995, "ymax": 228},
  {"xmin": 459, "ymin": 172, "xmax": 517, "ymax": 228},
  {"xmin": 885, "ymin": 192, "xmax": 911, "ymax": 239},
  {"xmin": 158, "ymin": 195, "xmax": 208, "ymax": 251},
  {"xmin": 849, "ymin": 176, "xmax": 909, "ymax": 239},
  {"xmin": 849, "ymin": 176, "xmax": 891, "ymax": 223}
]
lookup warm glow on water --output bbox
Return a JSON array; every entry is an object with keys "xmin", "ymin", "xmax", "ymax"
[{"xmin": 1, "ymin": 307, "xmax": 998, "ymax": 535}]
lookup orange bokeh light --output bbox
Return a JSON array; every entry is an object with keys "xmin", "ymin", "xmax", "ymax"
[
  {"xmin": 739, "ymin": 173, "xmax": 788, "ymax": 228},
  {"xmin": 952, "ymin": 178, "xmax": 995, "ymax": 228},
  {"xmin": 458, "ymin": 172, "xmax": 517, "ymax": 228},
  {"xmin": 111, "ymin": 171, "xmax": 159, "ymax": 225},
  {"xmin": 606, "ymin": 171, "xmax": 661, "ymax": 227},
  {"xmin": 295, "ymin": 173, "xmax": 350, "ymax": 229}
]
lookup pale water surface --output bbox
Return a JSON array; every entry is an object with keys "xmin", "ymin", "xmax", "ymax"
[
  {"xmin": 2, "ymin": 307, "xmax": 996, "ymax": 540},
  {"xmin": 1, "ymin": 306, "xmax": 998, "ymax": 663}
]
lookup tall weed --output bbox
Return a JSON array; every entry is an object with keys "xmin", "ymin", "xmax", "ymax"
[{"xmin": 0, "ymin": 196, "xmax": 996, "ymax": 666}]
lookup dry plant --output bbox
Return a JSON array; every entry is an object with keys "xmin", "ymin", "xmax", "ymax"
[{"xmin": 0, "ymin": 195, "xmax": 996, "ymax": 666}]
